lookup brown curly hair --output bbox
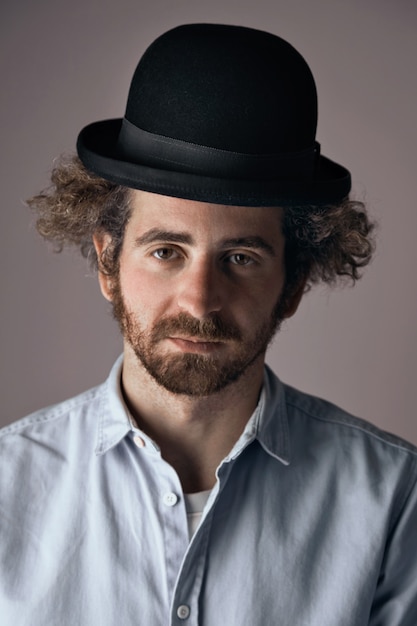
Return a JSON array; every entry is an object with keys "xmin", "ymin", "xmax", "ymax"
[{"xmin": 28, "ymin": 154, "xmax": 375, "ymax": 297}]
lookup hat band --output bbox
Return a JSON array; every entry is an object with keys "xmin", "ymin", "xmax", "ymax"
[{"xmin": 117, "ymin": 118, "xmax": 320, "ymax": 181}]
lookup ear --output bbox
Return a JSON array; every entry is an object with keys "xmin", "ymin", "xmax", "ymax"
[
  {"xmin": 281, "ymin": 278, "xmax": 307, "ymax": 320},
  {"xmin": 92, "ymin": 232, "xmax": 114, "ymax": 302}
]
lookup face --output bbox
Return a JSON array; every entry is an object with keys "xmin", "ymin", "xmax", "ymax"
[{"xmin": 96, "ymin": 191, "xmax": 301, "ymax": 396}]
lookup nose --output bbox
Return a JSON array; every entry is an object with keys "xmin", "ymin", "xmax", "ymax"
[{"xmin": 176, "ymin": 257, "xmax": 223, "ymax": 319}]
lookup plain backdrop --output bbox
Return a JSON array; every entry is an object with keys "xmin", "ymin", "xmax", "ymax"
[{"xmin": 1, "ymin": 0, "xmax": 416, "ymax": 443}]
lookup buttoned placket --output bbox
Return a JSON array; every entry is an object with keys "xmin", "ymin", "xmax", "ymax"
[
  {"xmin": 168, "ymin": 455, "xmax": 246, "ymax": 626},
  {"xmin": 169, "ymin": 497, "xmax": 216, "ymax": 625},
  {"xmin": 131, "ymin": 429, "xmax": 190, "ymax": 605},
  {"xmin": 127, "ymin": 400, "xmax": 263, "ymax": 625},
  {"xmin": 130, "ymin": 427, "xmax": 224, "ymax": 626}
]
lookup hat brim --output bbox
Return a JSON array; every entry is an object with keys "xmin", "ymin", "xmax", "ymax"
[{"xmin": 77, "ymin": 119, "xmax": 351, "ymax": 207}]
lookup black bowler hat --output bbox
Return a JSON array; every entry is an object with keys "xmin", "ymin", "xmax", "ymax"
[{"xmin": 77, "ymin": 23, "xmax": 351, "ymax": 206}]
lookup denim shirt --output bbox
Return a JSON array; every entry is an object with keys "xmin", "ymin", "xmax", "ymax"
[{"xmin": 1, "ymin": 356, "xmax": 417, "ymax": 625}]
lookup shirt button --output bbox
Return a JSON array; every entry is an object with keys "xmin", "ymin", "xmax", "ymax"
[
  {"xmin": 133, "ymin": 436, "xmax": 146, "ymax": 448},
  {"xmin": 177, "ymin": 605, "xmax": 190, "ymax": 620},
  {"xmin": 163, "ymin": 492, "xmax": 179, "ymax": 507}
]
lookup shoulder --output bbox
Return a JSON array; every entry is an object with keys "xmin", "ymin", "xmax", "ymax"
[
  {"xmin": 0, "ymin": 356, "xmax": 128, "ymax": 482},
  {"xmin": 282, "ymin": 381, "xmax": 417, "ymax": 457},
  {"xmin": 0, "ymin": 384, "xmax": 105, "ymax": 440},
  {"xmin": 0, "ymin": 383, "xmax": 112, "ymax": 524},
  {"xmin": 262, "ymin": 375, "xmax": 417, "ymax": 524},
  {"xmin": 0, "ymin": 384, "xmax": 108, "ymax": 475},
  {"xmin": 263, "ymin": 366, "xmax": 417, "ymax": 495}
]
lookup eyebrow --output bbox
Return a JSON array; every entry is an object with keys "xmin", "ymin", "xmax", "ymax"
[
  {"xmin": 220, "ymin": 237, "xmax": 276, "ymax": 257},
  {"xmin": 134, "ymin": 229, "xmax": 276, "ymax": 257},
  {"xmin": 134, "ymin": 229, "xmax": 193, "ymax": 246}
]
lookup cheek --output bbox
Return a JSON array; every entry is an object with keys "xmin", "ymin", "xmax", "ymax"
[
  {"xmin": 119, "ymin": 273, "xmax": 145, "ymax": 309},
  {"xmin": 117, "ymin": 261, "xmax": 169, "ymax": 318},
  {"xmin": 251, "ymin": 266, "xmax": 286, "ymax": 309},
  {"xmin": 231, "ymin": 278, "xmax": 285, "ymax": 331}
]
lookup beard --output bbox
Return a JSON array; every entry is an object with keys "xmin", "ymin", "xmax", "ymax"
[{"xmin": 110, "ymin": 275, "xmax": 287, "ymax": 397}]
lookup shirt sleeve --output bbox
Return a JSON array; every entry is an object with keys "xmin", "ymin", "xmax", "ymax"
[{"xmin": 369, "ymin": 459, "xmax": 417, "ymax": 625}]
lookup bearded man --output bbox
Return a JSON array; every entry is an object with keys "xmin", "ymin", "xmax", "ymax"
[{"xmin": 1, "ymin": 23, "xmax": 416, "ymax": 626}]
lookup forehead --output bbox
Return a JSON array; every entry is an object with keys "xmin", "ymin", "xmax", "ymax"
[{"xmin": 126, "ymin": 190, "xmax": 284, "ymax": 242}]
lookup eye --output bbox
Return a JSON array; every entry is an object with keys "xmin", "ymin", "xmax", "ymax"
[
  {"xmin": 151, "ymin": 247, "xmax": 178, "ymax": 260},
  {"xmin": 227, "ymin": 253, "xmax": 255, "ymax": 266}
]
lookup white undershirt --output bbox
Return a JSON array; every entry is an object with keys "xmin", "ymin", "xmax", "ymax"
[{"xmin": 184, "ymin": 490, "xmax": 212, "ymax": 539}]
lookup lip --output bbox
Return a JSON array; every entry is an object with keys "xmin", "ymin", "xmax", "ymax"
[{"xmin": 167, "ymin": 336, "xmax": 225, "ymax": 354}]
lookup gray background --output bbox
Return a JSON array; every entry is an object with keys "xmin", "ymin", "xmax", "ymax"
[{"xmin": 1, "ymin": 0, "xmax": 416, "ymax": 442}]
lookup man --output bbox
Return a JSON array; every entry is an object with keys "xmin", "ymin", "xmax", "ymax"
[{"xmin": 1, "ymin": 23, "xmax": 416, "ymax": 625}]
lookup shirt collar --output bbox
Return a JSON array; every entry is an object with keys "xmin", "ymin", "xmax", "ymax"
[
  {"xmin": 96, "ymin": 357, "xmax": 291, "ymax": 466},
  {"xmin": 95, "ymin": 355, "xmax": 133, "ymax": 455},
  {"xmin": 258, "ymin": 364, "xmax": 291, "ymax": 464},
  {"xmin": 223, "ymin": 364, "xmax": 291, "ymax": 466}
]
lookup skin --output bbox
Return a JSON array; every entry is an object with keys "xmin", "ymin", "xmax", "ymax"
[{"xmin": 94, "ymin": 190, "xmax": 304, "ymax": 492}]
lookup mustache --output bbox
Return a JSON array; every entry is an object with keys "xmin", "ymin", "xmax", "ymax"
[{"xmin": 151, "ymin": 312, "xmax": 242, "ymax": 342}]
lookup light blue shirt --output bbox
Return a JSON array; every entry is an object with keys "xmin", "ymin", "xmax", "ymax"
[{"xmin": 1, "ymin": 356, "xmax": 417, "ymax": 625}]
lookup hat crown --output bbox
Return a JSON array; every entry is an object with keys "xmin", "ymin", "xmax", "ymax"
[
  {"xmin": 77, "ymin": 23, "xmax": 351, "ymax": 205},
  {"xmin": 125, "ymin": 23, "xmax": 318, "ymax": 154}
]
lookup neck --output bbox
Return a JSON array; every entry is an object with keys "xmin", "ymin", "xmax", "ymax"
[{"xmin": 121, "ymin": 344, "xmax": 265, "ymax": 492}]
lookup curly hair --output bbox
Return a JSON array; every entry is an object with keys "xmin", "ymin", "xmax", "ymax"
[
  {"xmin": 29, "ymin": 155, "xmax": 132, "ymax": 276},
  {"xmin": 28, "ymin": 155, "xmax": 375, "ymax": 295}
]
